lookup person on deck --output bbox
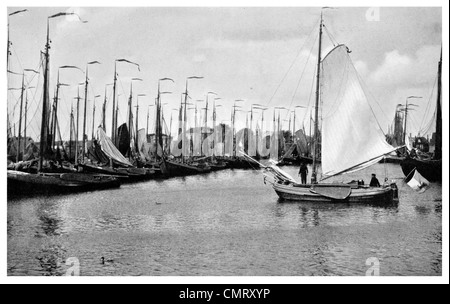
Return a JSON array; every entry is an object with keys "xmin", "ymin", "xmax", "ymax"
[
  {"xmin": 299, "ymin": 162, "xmax": 308, "ymax": 184},
  {"xmin": 369, "ymin": 173, "xmax": 381, "ymax": 187}
]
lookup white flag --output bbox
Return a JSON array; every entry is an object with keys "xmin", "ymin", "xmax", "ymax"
[{"xmin": 406, "ymin": 169, "xmax": 430, "ymax": 193}]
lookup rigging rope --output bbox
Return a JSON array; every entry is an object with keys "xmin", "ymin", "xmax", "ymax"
[
  {"xmin": 265, "ymin": 17, "xmax": 321, "ymax": 108},
  {"xmin": 418, "ymin": 74, "xmax": 438, "ymax": 134},
  {"xmin": 282, "ymin": 32, "xmax": 319, "ymax": 124}
]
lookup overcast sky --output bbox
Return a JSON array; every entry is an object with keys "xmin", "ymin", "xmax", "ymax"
[{"xmin": 5, "ymin": 6, "xmax": 443, "ymax": 141}]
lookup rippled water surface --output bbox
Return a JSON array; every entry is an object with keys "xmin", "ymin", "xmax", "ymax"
[{"xmin": 7, "ymin": 163, "xmax": 442, "ymax": 276}]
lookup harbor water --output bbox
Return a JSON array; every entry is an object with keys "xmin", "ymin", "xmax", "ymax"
[{"xmin": 7, "ymin": 163, "xmax": 442, "ymax": 276}]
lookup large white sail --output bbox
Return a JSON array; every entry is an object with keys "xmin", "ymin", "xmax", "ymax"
[
  {"xmin": 137, "ymin": 128, "xmax": 150, "ymax": 161},
  {"xmin": 96, "ymin": 127, "xmax": 133, "ymax": 167},
  {"xmin": 320, "ymin": 45, "xmax": 395, "ymax": 177}
]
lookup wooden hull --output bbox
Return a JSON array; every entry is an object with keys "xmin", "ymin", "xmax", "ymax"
[
  {"xmin": 209, "ymin": 162, "xmax": 228, "ymax": 172},
  {"xmin": 226, "ymin": 157, "xmax": 259, "ymax": 169},
  {"xmin": 400, "ymin": 157, "xmax": 442, "ymax": 182},
  {"xmin": 165, "ymin": 160, "xmax": 211, "ymax": 176},
  {"xmin": 81, "ymin": 164, "xmax": 155, "ymax": 182},
  {"xmin": 7, "ymin": 170, "xmax": 120, "ymax": 195},
  {"xmin": 273, "ymin": 182, "xmax": 397, "ymax": 204}
]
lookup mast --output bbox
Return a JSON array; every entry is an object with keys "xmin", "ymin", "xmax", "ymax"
[
  {"xmin": 183, "ymin": 80, "xmax": 188, "ymax": 162},
  {"xmin": 178, "ymin": 94, "xmax": 183, "ymax": 136},
  {"xmin": 309, "ymin": 111, "xmax": 312, "ymax": 156},
  {"xmin": 169, "ymin": 112, "xmax": 173, "ymax": 155},
  {"xmin": 277, "ymin": 110, "xmax": 281, "ymax": 158},
  {"xmin": 311, "ymin": 12, "xmax": 324, "ymax": 184},
  {"xmin": 156, "ymin": 85, "xmax": 163, "ymax": 159},
  {"xmin": 403, "ymin": 99, "xmax": 408, "ymax": 146},
  {"xmin": 102, "ymin": 86, "xmax": 108, "ymax": 133},
  {"xmin": 232, "ymin": 106, "xmax": 235, "ymax": 157},
  {"xmin": 135, "ymin": 102, "xmax": 139, "ymax": 153},
  {"xmin": 91, "ymin": 99, "xmax": 96, "ymax": 140},
  {"xmin": 194, "ymin": 104, "xmax": 198, "ymax": 157},
  {"xmin": 38, "ymin": 19, "xmax": 50, "ymax": 172},
  {"xmin": 212, "ymin": 99, "xmax": 217, "ymax": 158},
  {"xmin": 51, "ymin": 72, "xmax": 61, "ymax": 149},
  {"xmin": 69, "ymin": 103, "xmax": 73, "ymax": 161},
  {"xmin": 434, "ymin": 48, "xmax": 442, "ymax": 160},
  {"xmin": 16, "ymin": 72, "xmax": 25, "ymax": 162},
  {"xmin": 24, "ymin": 91, "xmax": 28, "ymax": 151},
  {"xmin": 82, "ymin": 62, "xmax": 100, "ymax": 163},
  {"xmin": 74, "ymin": 86, "xmax": 82, "ymax": 166},
  {"xmin": 111, "ymin": 62, "xmax": 117, "ymax": 144},
  {"xmin": 82, "ymin": 66, "xmax": 89, "ymax": 163},
  {"xmin": 204, "ymin": 95, "xmax": 209, "ymax": 157},
  {"xmin": 127, "ymin": 82, "xmax": 133, "ymax": 158}
]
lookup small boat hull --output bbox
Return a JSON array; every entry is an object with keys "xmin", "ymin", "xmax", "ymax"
[
  {"xmin": 81, "ymin": 164, "xmax": 155, "ymax": 182},
  {"xmin": 7, "ymin": 170, "xmax": 120, "ymax": 195},
  {"xmin": 273, "ymin": 182, "xmax": 397, "ymax": 204},
  {"xmin": 165, "ymin": 160, "xmax": 211, "ymax": 176}
]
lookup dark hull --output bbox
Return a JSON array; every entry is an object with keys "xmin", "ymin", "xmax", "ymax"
[
  {"xmin": 400, "ymin": 157, "xmax": 442, "ymax": 182},
  {"xmin": 165, "ymin": 160, "xmax": 211, "ymax": 176},
  {"xmin": 81, "ymin": 164, "xmax": 155, "ymax": 182},
  {"xmin": 7, "ymin": 170, "xmax": 120, "ymax": 196},
  {"xmin": 226, "ymin": 158, "xmax": 260, "ymax": 169},
  {"xmin": 209, "ymin": 163, "xmax": 228, "ymax": 172}
]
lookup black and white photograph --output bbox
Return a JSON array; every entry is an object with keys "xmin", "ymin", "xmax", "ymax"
[{"xmin": 3, "ymin": 1, "xmax": 448, "ymax": 284}]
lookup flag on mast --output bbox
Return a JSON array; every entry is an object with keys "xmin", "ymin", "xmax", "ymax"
[{"xmin": 405, "ymin": 168, "xmax": 430, "ymax": 193}]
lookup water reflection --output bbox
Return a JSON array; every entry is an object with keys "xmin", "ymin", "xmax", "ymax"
[
  {"xmin": 7, "ymin": 164, "xmax": 442, "ymax": 276},
  {"xmin": 35, "ymin": 244, "xmax": 67, "ymax": 276},
  {"xmin": 299, "ymin": 207, "xmax": 320, "ymax": 228},
  {"xmin": 35, "ymin": 201, "xmax": 63, "ymax": 237},
  {"xmin": 414, "ymin": 205, "xmax": 432, "ymax": 217}
]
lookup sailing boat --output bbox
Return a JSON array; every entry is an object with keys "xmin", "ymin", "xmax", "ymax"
[
  {"xmin": 159, "ymin": 78, "xmax": 212, "ymax": 176},
  {"xmin": 7, "ymin": 12, "xmax": 120, "ymax": 194},
  {"xmin": 247, "ymin": 13, "xmax": 399, "ymax": 203},
  {"xmin": 400, "ymin": 50, "xmax": 442, "ymax": 182}
]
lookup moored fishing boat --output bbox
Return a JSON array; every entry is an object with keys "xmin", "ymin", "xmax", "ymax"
[
  {"xmin": 7, "ymin": 12, "xmax": 122, "ymax": 195},
  {"xmin": 7, "ymin": 170, "xmax": 120, "ymax": 195},
  {"xmin": 165, "ymin": 159, "xmax": 211, "ymax": 176},
  {"xmin": 400, "ymin": 50, "xmax": 442, "ymax": 182}
]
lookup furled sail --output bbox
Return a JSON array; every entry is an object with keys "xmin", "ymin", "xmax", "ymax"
[
  {"xmin": 96, "ymin": 127, "xmax": 132, "ymax": 167},
  {"xmin": 137, "ymin": 128, "xmax": 150, "ymax": 161},
  {"xmin": 320, "ymin": 45, "xmax": 395, "ymax": 177}
]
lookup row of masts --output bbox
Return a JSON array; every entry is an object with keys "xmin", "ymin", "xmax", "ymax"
[{"xmin": 7, "ymin": 10, "xmax": 323, "ymax": 172}]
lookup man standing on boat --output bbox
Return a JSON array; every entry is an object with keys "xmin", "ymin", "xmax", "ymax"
[
  {"xmin": 299, "ymin": 162, "xmax": 308, "ymax": 184},
  {"xmin": 370, "ymin": 174, "xmax": 381, "ymax": 187}
]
